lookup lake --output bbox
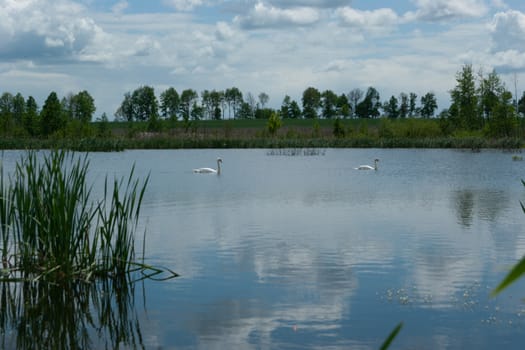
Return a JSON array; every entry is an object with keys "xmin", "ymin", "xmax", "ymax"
[{"xmin": 2, "ymin": 148, "xmax": 525, "ymax": 349}]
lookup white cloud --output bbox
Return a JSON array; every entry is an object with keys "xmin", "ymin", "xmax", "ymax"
[
  {"xmin": 491, "ymin": 0, "xmax": 508, "ymax": 10},
  {"xmin": 489, "ymin": 10, "xmax": 525, "ymax": 69},
  {"xmin": 267, "ymin": 0, "xmax": 349, "ymax": 8},
  {"xmin": 234, "ymin": 2, "xmax": 321, "ymax": 29},
  {"xmin": 111, "ymin": 1, "xmax": 128, "ymax": 16},
  {"xmin": 407, "ymin": 0, "xmax": 489, "ymax": 21},
  {"xmin": 163, "ymin": 0, "xmax": 205, "ymax": 11},
  {"xmin": 336, "ymin": 7, "xmax": 400, "ymax": 32},
  {"xmin": 0, "ymin": 0, "xmax": 107, "ymax": 62},
  {"xmin": 490, "ymin": 10, "xmax": 525, "ymax": 52}
]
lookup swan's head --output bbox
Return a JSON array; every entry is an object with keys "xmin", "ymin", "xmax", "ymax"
[
  {"xmin": 217, "ymin": 158, "xmax": 222, "ymax": 163},
  {"xmin": 374, "ymin": 159, "xmax": 379, "ymax": 163}
]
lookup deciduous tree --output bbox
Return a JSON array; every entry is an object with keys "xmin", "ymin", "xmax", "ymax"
[
  {"xmin": 356, "ymin": 87, "xmax": 381, "ymax": 118},
  {"xmin": 420, "ymin": 92, "xmax": 438, "ymax": 118},
  {"xmin": 41, "ymin": 92, "xmax": 63, "ymax": 136},
  {"xmin": 302, "ymin": 87, "xmax": 321, "ymax": 119},
  {"xmin": 160, "ymin": 87, "xmax": 180, "ymax": 120}
]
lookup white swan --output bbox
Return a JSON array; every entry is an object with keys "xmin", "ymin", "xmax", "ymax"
[
  {"xmin": 193, "ymin": 158, "xmax": 222, "ymax": 174},
  {"xmin": 356, "ymin": 159, "xmax": 379, "ymax": 170}
]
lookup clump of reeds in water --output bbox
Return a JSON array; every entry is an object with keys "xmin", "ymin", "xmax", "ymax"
[
  {"xmin": 0, "ymin": 150, "xmax": 176, "ymax": 283},
  {"xmin": 266, "ymin": 148, "xmax": 326, "ymax": 156}
]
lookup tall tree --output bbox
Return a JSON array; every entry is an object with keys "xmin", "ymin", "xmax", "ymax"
[
  {"xmin": 337, "ymin": 94, "xmax": 351, "ymax": 119},
  {"xmin": 24, "ymin": 96, "xmax": 39, "ymax": 136},
  {"xmin": 487, "ymin": 90, "xmax": 517, "ymax": 137},
  {"xmin": 160, "ymin": 87, "xmax": 180, "ymax": 120},
  {"xmin": 321, "ymin": 90, "xmax": 338, "ymax": 119},
  {"xmin": 0, "ymin": 92, "xmax": 14, "ymax": 132},
  {"xmin": 518, "ymin": 91, "xmax": 525, "ymax": 117},
  {"xmin": 132, "ymin": 86, "xmax": 158, "ymax": 122},
  {"xmin": 179, "ymin": 89, "xmax": 198, "ymax": 123},
  {"xmin": 245, "ymin": 92, "xmax": 257, "ymax": 119},
  {"xmin": 449, "ymin": 64, "xmax": 480, "ymax": 130},
  {"xmin": 383, "ymin": 95, "xmax": 399, "ymax": 118},
  {"xmin": 115, "ymin": 92, "xmax": 135, "ymax": 122},
  {"xmin": 355, "ymin": 87, "xmax": 381, "ymax": 118},
  {"xmin": 280, "ymin": 95, "xmax": 293, "ymax": 119},
  {"xmin": 302, "ymin": 87, "xmax": 321, "ymax": 119},
  {"xmin": 258, "ymin": 92, "xmax": 269, "ymax": 109},
  {"xmin": 348, "ymin": 88, "xmax": 363, "ymax": 118},
  {"xmin": 409, "ymin": 92, "xmax": 418, "ymax": 117},
  {"xmin": 12, "ymin": 93, "xmax": 25, "ymax": 125},
  {"xmin": 40, "ymin": 91, "xmax": 63, "ymax": 136},
  {"xmin": 224, "ymin": 87, "xmax": 243, "ymax": 119},
  {"xmin": 420, "ymin": 92, "xmax": 438, "ymax": 118},
  {"xmin": 399, "ymin": 93, "xmax": 409, "ymax": 118},
  {"xmin": 71, "ymin": 90, "xmax": 96, "ymax": 123},
  {"xmin": 479, "ymin": 69, "xmax": 505, "ymax": 123}
]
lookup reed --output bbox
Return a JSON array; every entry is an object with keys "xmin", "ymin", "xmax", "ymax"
[{"xmin": 0, "ymin": 150, "xmax": 172, "ymax": 283}]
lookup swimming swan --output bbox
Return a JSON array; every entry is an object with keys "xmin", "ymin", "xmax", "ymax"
[
  {"xmin": 193, "ymin": 158, "xmax": 222, "ymax": 174},
  {"xmin": 356, "ymin": 159, "xmax": 379, "ymax": 170}
]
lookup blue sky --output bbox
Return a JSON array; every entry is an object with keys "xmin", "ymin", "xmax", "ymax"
[{"xmin": 1, "ymin": 0, "xmax": 525, "ymax": 118}]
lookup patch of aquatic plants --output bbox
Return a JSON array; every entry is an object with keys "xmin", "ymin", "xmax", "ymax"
[
  {"xmin": 0, "ymin": 150, "xmax": 176, "ymax": 283},
  {"xmin": 266, "ymin": 148, "xmax": 326, "ymax": 156}
]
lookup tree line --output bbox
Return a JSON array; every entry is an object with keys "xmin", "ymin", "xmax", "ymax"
[
  {"xmin": 1, "ymin": 64, "xmax": 525, "ymax": 138},
  {"xmin": 114, "ymin": 85, "xmax": 440, "ymax": 124},
  {"xmin": 0, "ymin": 90, "xmax": 98, "ymax": 137}
]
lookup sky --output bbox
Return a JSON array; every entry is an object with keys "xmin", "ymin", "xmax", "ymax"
[{"xmin": 1, "ymin": 0, "xmax": 525, "ymax": 119}]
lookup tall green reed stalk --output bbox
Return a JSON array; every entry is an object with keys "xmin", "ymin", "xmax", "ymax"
[{"xmin": 0, "ymin": 150, "xmax": 164, "ymax": 282}]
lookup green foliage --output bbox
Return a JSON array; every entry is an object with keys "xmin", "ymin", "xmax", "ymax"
[
  {"xmin": 40, "ymin": 92, "xmax": 64, "ymax": 136},
  {"xmin": 267, "ymin": 111, "xmax": 282, "ymax": 135},
  {"xmin": 321, "ymin": 90, "xmax": 338, "ymax": 119},
  {"xmin": 160, "ymin": 87, "xmax": 180, "ymax": 120},
  {"xmin": 333, "ymin": 118, "xmax": 346, "ymax": 138},
  {"xmin": 492, "ymin": 180, "xmax": 525, "ymax": 296},
  {"xmin": 0, "ymin": 150, "xmax": 174, "ymax": 282},
  {"xmin": 302, "ymin": 87, "xmax": 321, "ymax": 119},
  {"xmin": 380, "ymin": 322, "xmax": 403, "ymax": 350},
  {"xmin": 356, "ymin": 87, "xmax": 381, "ymax": 118},
  {"xmin": 420, "ymin": 92, "xmax": 438, "ymax": 118},
  {"xmin": 383, "ymin": 95, "xmax": 399, "ymax": 119}
]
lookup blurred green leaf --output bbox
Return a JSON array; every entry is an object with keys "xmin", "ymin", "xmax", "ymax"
[
  {"xmin": 492, "ymin": 256, "xmax": 525, "ymax": 297},
  {"xmin": 380, "ymin": 322, "xmax": 403, "ymax": 350}
]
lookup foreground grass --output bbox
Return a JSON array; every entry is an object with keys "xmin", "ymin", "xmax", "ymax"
[{"xmin": 0, "ymin": 150, "xmax": 177, "ymax": 283}]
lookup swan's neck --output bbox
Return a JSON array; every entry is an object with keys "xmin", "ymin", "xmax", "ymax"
[
  {"xmin": 374, "ymin": 160, "xmax": 378, "ymax": 170},
  {"xmin": 217, "ymin": 160, "xmax": 221, "ymax": 175}
]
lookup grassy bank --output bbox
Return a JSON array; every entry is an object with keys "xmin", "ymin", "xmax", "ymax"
[{"xmin": 0, "ymin": 118, "xmax": 522, "ymax": 151}]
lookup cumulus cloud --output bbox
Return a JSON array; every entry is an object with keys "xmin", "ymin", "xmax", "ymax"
[
  {"xmin": 407, "ymin": 0, "xmax": 488, "ymax": 21},
  {"xmin": 111, "ymin": 1, "xmax": 128, "ymax": 16},
  {"xmin": 490, "ymin": 10, "xmax": 525, "ymax": 52},
  {"xmin": 490, "ymin": 10, "xmax": 525, "ymax": 69},
  {"xmin": 234, "ymin": 2, "xmax": 321, "ymax": 29},
  {"xmin": 267, "ymin": 0, "xmax": 350, "ymax": 8},
  {"xmin": 215, "ymin": 21, "xmax": 236, "ymax": 41},
  {"xmin": 0, "ymin": 0, "xmax": 108, "ymax": 62},
  {"xmin": 336, "ymin": 7, "xmax": 400, "ymax": 31},
  {"xmin": 163, "ymin": 0, "xmax": 205, "ymax": 11}
]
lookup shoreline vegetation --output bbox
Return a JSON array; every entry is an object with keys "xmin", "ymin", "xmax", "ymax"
[
  {"xmin": 0, "ymin": 118, "xmax": 522, "ymax": 152},
  {"xmin": 2, "ymin": 64, "xmax": 525, "ymax": 152},
  {"xmin": 0, "ymin": 150, "xmax": 177, "ymax": 284}
]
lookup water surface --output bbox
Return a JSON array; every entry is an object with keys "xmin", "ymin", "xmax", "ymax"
[{"xmin": 3, "ymin": 148, "xmax": 525, "ymax": 349}]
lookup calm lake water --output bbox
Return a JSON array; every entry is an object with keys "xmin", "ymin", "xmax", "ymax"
[{"xmin": 2, "ymin": 148, "xmax": 525, "ymax": 349}]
